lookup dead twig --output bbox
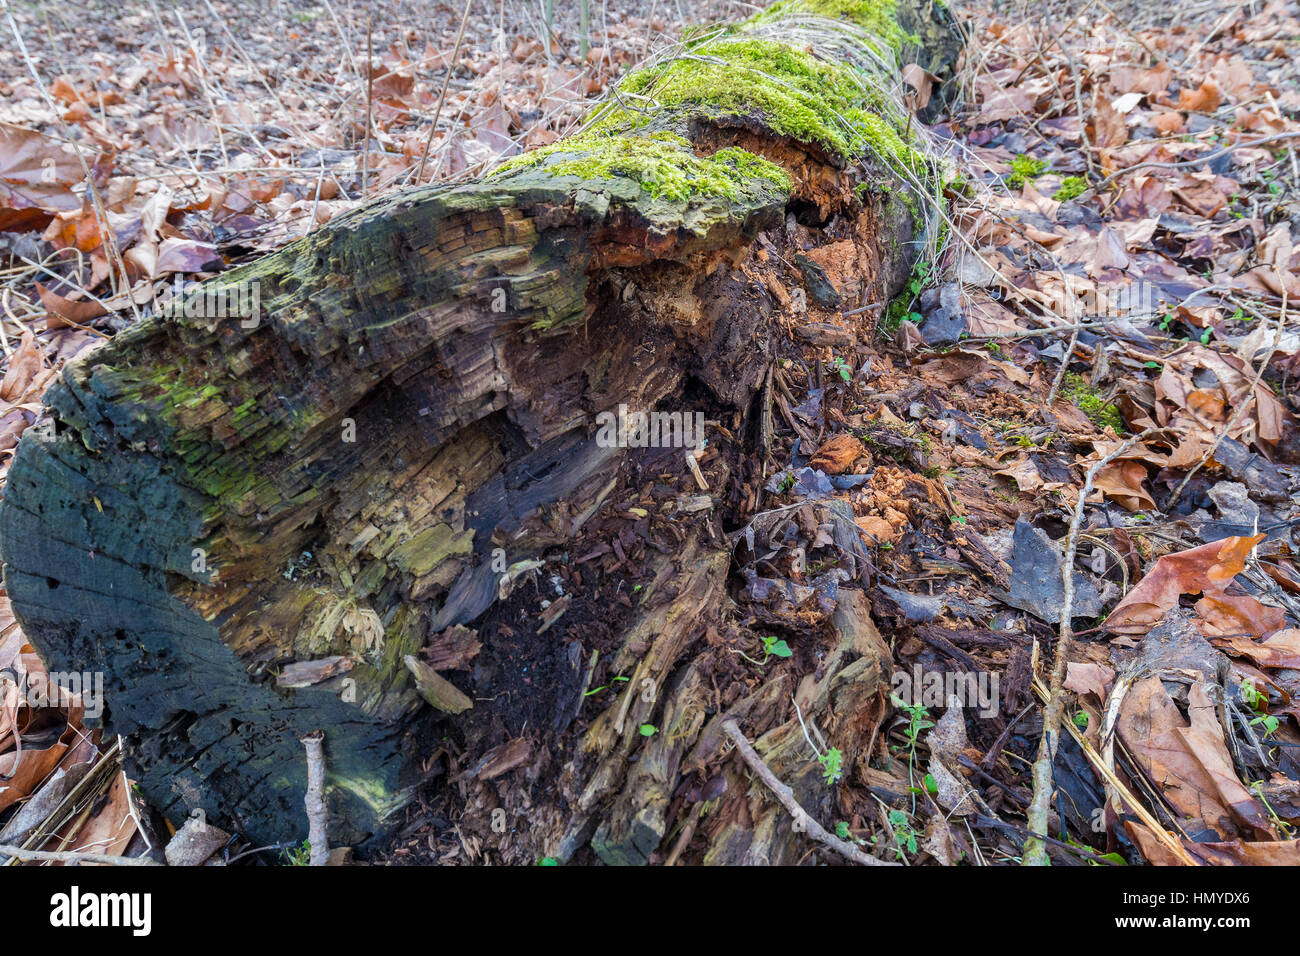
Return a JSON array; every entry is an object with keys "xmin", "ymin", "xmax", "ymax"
[
  {"xmin": 300, "ymin": 729, "xmax": 330, "ymax": 866},
  {"xmin": 1166, "ymin": 273, "xmax": 1288, "ymax": 511},
  {"xmin": 1090, "ymin": 132, "xmax": 1300, "ymax": 194},
  {"xmin": 0, "ymin": 844, "xmax": 157, "ymax": 866},
  {"xmin": 415, "ymin": 0, "xmax": 475, "ymax": 183},
  {"xmin": 1023, "ymin": 426, "xmax": 1176, "ymax": 865},
  {"xmin": 721, "ymin": 718, "xmax": 898, "ymax": 866}
]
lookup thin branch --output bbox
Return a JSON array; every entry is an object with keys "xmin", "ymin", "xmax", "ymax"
[
  {"xmin": 416, "ymin": 0, "xmax": 475, "ymax": 183},
  {"xmin": 722, "ymin": 718, "xmax": 898, "ymax": 866},
  {"xmin": 0, "ymin": 844, "xmax": 157, "ymax": 866},
  {"xmin": 1023, "ymin": 426, "xmax": 1177, "ymax": 866},
  {"xmin": 1166, "ymin": 274, "xmax": 1289, "ymax": 511},
  {"xmin": 300, "ymin": 729, "xmax": 330, "ymax": 866}
]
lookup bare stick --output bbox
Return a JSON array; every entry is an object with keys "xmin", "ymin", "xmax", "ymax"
[
  {"xmin": 1090, "ymin": 132, "xmax": 1300, "ymax": 194},
  {"xmin": 362, "ymin": 17, "xmax": 373, "ymax": 198},
  {"xmin": 415, "ymin": 0, "xmax": 475, "ymax": 183},
  {"xmin": 1023, "ymin": 426, "xmax": 1176, "ymax": 865},
  {"xmin": 1045, "ymin": 321, "xmax": 1081, "ymax": 406},
  {"xmin": 0, "ymin": 844, "xmax": 157, "ymax": 866},
  {"xmin": 722, "ymin": 718, "xmax": 898, "ymax": 866},
  {"xmin": 300, "ymin": 730, "xmax": 330, "ymax": 866}
]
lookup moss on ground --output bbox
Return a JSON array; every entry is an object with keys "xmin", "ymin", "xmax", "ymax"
[
  {"xmin": 491, "ymin": 130, "xmax": 791, "ymax": 203},
  {"xmin": 1008, "ymin": 154, "xmax": 1050, "ymax": 189},
  {"xmin": 1062, "ymin": 372, "xmax": 1124, "ymax": 432},
  {"xmin": 1054, "ymin": 175, "xmax": 1088, "ymax": 201}
]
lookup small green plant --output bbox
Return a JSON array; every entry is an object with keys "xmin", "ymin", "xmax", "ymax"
[
  {"xmin": 890, "ymin": 694, "xmax": 934, "ymax": 788},
  {"xmin": 880, "ymin": 260, "xmax": 931, "ymax": 334},
  {"xmin": 1072, "ymin": 710, "xmax": 1089, "ymax": 730},
  {"xmin": 835, "ymin": 820, "xmax": 852, "ymax": 840},
  {"xmin": 818, "ymin": 747, "xmax": 844, "ymax": 785},
  {"xmin": 762, "ymin": 635, "xmax": 793, "ymax": 660},
  {"xmin": 1250, "ymin": 780, "xmax": 1294, "ymax": 837},
  {"xmin": 777, "ymin": 471, "xmax": 797, "ymax": 494},
  {"xmin": 283, "ymin": 840, "xmax": 311, "ymax": 866},
  {"xmin": 638, "ymin": 723, "xmax": 658, "ymax": 737},
  {"xmin": 1240, "ymin": 680, "xmax": 1279, "ymax": 737},
  {"xmin": 538, "ymin": 856, "xmax": 559, "ymax": 866},
  {"xmin": 1054, "ymin": 175, "xmax": 1088, "ymax": 201},
  {"xmin": 1007, "ymin": 154, "xmax": 1050, "ymax": 189},
  {"xmin": 585, "ymin": 675, "xmax": 630, "ymax": 697},
  {"xmin": 827, "ymin": 355, "xmax": 853, "ymax": 382},
  {"xmin": 736, "ymin": 634, "xmax": 793, "ymax": 668},
  {"xmin": 886, "ymin": 809, "xmax": 918, "ymax": 859}
]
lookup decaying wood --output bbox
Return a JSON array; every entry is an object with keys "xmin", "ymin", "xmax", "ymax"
[{"xmin": 0, "ymin": 0, "xmax": 961, "ymax": 861}]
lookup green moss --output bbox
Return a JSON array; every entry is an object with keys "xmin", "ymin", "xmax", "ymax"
[
  {"xmin": 1054, "ymin": 175, "xmax": 1088, "ymax": 201},
  {"xmin": 598, "ymin": 37, "xmax": 924, "ymax": 174},
  {"xmin": 491, "ymin": 131, "xmax": 791, "ymax": 203},
  {"xmin": 747, "ymin": 0, "xmax": 917, "ymax": 53},
  {"xmin": 1062, "ymin": 373, "xmax": 1124, "ymax": 432},
  {"xmin": 1008, "ymin": 154, "xmax": 1050, "ymax": 189}
]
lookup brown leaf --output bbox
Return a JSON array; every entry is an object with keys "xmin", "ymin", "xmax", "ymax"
[
  {"xmin": 1105, "ymin": 534, "xmax": 1266, "ymax": 635},
  {"xmin": 0, "ymin": 331, "xmax": 43, "ymax": 401},
  {"xmin": 1092, "ymin": 458, "xmax": 1154, "ymax": 511},
  {"xmin": 36, "ymin": 282, "xmax": 107, "ymax": 328},
  {"xmin": 902, "ymin": 63, "xmax": 935, "ymax": 112},
  {"xmin": 1118, "ymin": 678, "xmax": 1273, "ymax": 840},
  {"xmin": 807, "ymin": 434, "xmax": 864, "ymax": 475},
  {"xmin": 1177, "ymin": 79, "xmax": 1223, "ymax": 113}
]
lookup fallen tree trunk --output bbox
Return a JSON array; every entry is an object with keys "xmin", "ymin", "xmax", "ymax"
[{"xmin": 1, "ymin": 0, "xmax": 960, "ymax": 860}]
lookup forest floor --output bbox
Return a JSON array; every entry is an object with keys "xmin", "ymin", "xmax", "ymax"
[{"xmin": 2, "ymin": 0, "xmax": 1300, "ymax": 866}]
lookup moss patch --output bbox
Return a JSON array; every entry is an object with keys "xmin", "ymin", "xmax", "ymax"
[
  {"xmin": 747, "ymin": 0, "xmax": 917, "ymax": 53},
  {"xmin": 595, "ymin": 36, "xmax": 924, "ymax": 174},
  {"xmin": 1008, "ymin": 154, "xmax": 1050, "ymax": 189},
  {"xmin": 491, "ymin": 131, "xmax": 791, "ymax": 203},
  {"xmin": 1054, "ymin": 175, "xmax": 1088, "ymax": 201},
  {"xmin": 1062, "ymin": 372, "xmax": 1124, "ymax": 432}
]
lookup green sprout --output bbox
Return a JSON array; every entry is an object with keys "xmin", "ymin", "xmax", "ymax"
[{"xmin": 819, "ymin": 747, "xmax": 844, "ymax": 785}]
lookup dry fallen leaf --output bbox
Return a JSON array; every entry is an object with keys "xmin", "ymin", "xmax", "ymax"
[
  {"xmin": 807, "ymin": 434, "xmax": 864, "ymax": 475},
  {"xmin": 1105, "ymin": 534, "xmax": 1268, "ymax": 635}
]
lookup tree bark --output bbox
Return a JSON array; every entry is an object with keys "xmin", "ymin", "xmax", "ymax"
[{"xmin": 1, "ymin": 0, "xmax": 959, "ymax": 860}]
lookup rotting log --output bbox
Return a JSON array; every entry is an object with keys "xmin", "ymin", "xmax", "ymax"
[{"xmin": 1, "ymin": 0, "xmax": 960, "ymax": 858}]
